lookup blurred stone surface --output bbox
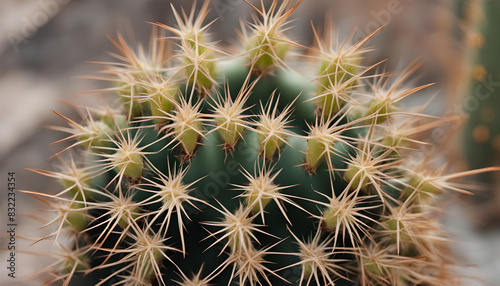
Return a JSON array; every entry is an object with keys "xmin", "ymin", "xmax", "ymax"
[{"xmin": 444, "ymin": 203, "xmax": 500, "ymax": 286}]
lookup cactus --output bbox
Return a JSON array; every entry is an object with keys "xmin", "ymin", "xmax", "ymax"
[
  {"xmin": 23, "ymin": 1, "xmax": 500, "ymax": 285},
  {"xmin": 460, "ymin": 0, "xmax": 500, "ymax": 191}
]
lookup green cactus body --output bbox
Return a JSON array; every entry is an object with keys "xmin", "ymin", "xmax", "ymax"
[
  {"xmin": 461, "ymin": 1, "xmax": 500, "ymax": 186},
  {"xmin": 25, "ymin": 1, "xmax": 498, "ymax": 286}
]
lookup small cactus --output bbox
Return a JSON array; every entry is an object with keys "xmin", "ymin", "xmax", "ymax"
[{"xmin": 23, "ymin": 1, "xmax": 499, "ymax": 285}]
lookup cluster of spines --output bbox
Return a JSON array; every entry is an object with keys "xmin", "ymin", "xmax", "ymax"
[{"xmin": 22, "ymin": 1, "xmax": 500, "ymax": 286}]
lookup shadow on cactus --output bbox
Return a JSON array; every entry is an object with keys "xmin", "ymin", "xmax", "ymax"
[{"xmin": 22, "ymin": 1, "xmax": 500, "ymax": 285}]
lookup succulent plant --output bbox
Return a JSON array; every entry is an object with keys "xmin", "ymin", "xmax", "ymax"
[
  {"xmin": 23, "ymin": 1, "xmax": 500, "ymax": 285},
  {"xmin": 459, "ymin": 0, "xmax": 500, "ymax": 186}
]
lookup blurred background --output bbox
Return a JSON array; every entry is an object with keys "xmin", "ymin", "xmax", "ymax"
[{"xmin": 0, "ymin": 0, "xmax": 499, "ymax": 285}]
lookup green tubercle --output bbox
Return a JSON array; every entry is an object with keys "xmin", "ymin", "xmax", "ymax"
[
  {"xmin": 365, "ymin": 99, "xmax": 396, "ymax": 124},
  {"xmin": 405, "ymin": 176, "xmax": 441, "ymax": 198},
  {"xmin": 77, "ymin": 121, "xmax": 113, "ymax": 149},
  {"xmin": 102, "ymin": 112, "xmax": 128, "ymax": 131},
  {"xmin": 61, "ymin": 173, "xmax": 91, "ymax": 202},
  {"xmin": 246, "ymin": 33, "xmax": 290, "ymax": 73},
  {"xmin": 306, "ymin": 138, "xmax": 327, "ymax": 173},
  {"xmin": 184, "ymin": 41, "xmax": 217, "ymax": 90},
  {"xmin": 65, "ymin": 203, "xmax": 88, "ymax": 232},
  {"xmin": 322, "ymin": 206, "xmax": 339, "ymax": 231},
  {"xmin": 317, "ymin": 56, "xmax": 360, "ymax": 93},
  {"xmin": 149, "ymin": 86, "xmax": 178, "ymax": 124},
  {"xmin": 116, "ymin": 151, "xmax": 144, "ymax": 180},
  {"xmin": 138, "ymin": 239, "xmax": 165, "ymax": 281},
  {"xmin": 362, "ymin": 257, "xmax": 386, "ymax": 277},
  {"xmin": 315, "ymin": 56, "xmax": 360, "ymax": 116},
  {"xmin": 257, "ymin": 126, "xmax": 287, "ymax": 160},
  {"xmin": 216, "ymin": 118, "xmax": 245, "ymax": 148},
  {"xmin": 344, "ymin": 164, "xmax": 370, "ymax": 190},
  {"xmin": 175, "ymin": 120, "xmax": 203, "ymax": 155},
  {"xmin": 383, "ymin": 218, "xmax": 410, "ymax": 243},
  {"xmin": 61, "ymin": 253, "xmax": 90, "ymax": 274},
  {"xmin": 116, "ymin": 81, "xmax": 143, "ymax": 118},
  {"xmin": 116, "ymin": 206, "xmax": 141, "ymax": 229}
]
